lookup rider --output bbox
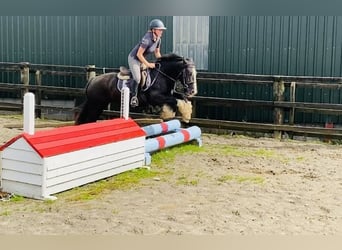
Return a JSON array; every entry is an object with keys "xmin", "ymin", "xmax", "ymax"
[{"xmin": 128, "ymin": 19, "xmax": 167, "ymax": 107}]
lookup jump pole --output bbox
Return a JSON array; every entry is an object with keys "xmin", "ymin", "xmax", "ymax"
[
  {"xmin": 119, "ymin": 86, "xmax": 181, "ymax": 137},
  {"xmin": 144, "ymin": 126, "xmax": 202, "ymax": 165},
  {"xmin": 142, "ymin": 119, "xmax": 181, "ymax": 137}
]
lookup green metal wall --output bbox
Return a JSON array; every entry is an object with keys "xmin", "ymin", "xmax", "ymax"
[
  {"xmin": 1, "ymin": 16, "xmax": 342, "ymax": 124},
  {"xmin": 208, "ymin": 16, "xmax": 342, "ymax": 76},
  {"xmin": 196, "ymin": 16, "xmax": 342, "ymax": 124},
  {"xmin": 0, "ymin": 16, "xmax": 173, "ymax": 91},
  {"xmin": 0, "ymin": 16, "xmax": 173, "ymax": 67}
]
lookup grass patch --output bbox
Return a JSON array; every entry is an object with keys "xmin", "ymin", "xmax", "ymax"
[
  {"xmin": 150, "ymin": 144, "xmax": 204, "ymax": 186},
  {"xmin": 217, "ymin": 174, "xmax": 265, "ymax": 184},
  {"xmin": 0, "ymin": 114, "xmax": 22, "ymax": 120},
  {"xmin": 176, "ymin": 175, "xmax": 199, "ymax": 186},
  {"xmin": 254, "ymin": 148, "xmax": 275, "ymax": 158},
  {"xmin": 43, "ymin": 199, "xmax": 56, "ymax": 205},
  {"xmin": 10, "ymin": 195, "xmax": 25, "ymax": 202},
  {"xmin": 296, "ymin": 156, "xmax": 305, "ymax": 162},
  {"xmin": 112, "ymin": 209, "xmax": 119, "ymax": 214},
  {"xmin": 63, "ymin": 168, "xmax": 159, "ymax": 202},
  {"xmin": 220, "ymin": 145, "xmax": 251, "ymax": 157},
  {"xmin": 209, "ymin": 145, "xmax": 277, "ymax": 159},
  {"xmin": 0, "ymin": 210, "xmax": 11, "ymax": 216},
  {"xmin": 150, "ymin": 143, "xmax": 204, "ymax": 167}
]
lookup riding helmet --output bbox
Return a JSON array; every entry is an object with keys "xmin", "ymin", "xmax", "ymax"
[{"xmin": 149, "ymin": 19, "xmax": 167, "ymax": 30}]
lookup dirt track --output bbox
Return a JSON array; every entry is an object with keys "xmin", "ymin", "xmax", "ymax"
[{"xmin": 0, "ymin": 115, "xmax": 341, "ymax": 235}]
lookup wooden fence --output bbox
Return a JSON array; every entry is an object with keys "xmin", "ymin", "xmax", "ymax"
[{"xmin": 1, "ymin": 62, "xmax": 342, "ymax": 139}]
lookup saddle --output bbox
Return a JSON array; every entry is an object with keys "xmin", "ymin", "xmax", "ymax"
[{"xmin": 117, "ymin": 65, "xmax": 148, "ymax": 88}]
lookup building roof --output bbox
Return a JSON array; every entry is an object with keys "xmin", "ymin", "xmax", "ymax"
[{"xmin": 0, "ymin": 118, "xmax": 145, "ymax": 157}]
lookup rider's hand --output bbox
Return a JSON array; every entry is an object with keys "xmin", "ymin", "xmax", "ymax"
[{"xmin": 147, "ymin": 63, "xmax": 155, "ymax": 69}]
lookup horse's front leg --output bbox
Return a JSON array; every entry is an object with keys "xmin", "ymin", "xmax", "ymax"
[
  {"xmin": 160, "ymin": 103, "xmax": 177, "ymax": 120},
  {"xmin": 158, "ymin": 96, "xmax": 193, "ymax": 123},
  {"xmin": 169, "ymin": 92, "xmax": 193, "ymax": 122},
  {"xmin": 148, "ymin": 94, "xmax": 178, "ymax": 121},
  {"xmin": 175, "ymin": 98, "xmax": 193, "ymax": 123}
]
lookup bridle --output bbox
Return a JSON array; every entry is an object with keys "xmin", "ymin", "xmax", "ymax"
[{"xmin": 153, "ymin": 59, "xmax": 195, "ymax": 96}]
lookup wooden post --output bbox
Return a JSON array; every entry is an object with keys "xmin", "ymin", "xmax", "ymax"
[
  {"xmin": 273, "ymin": 79, "xmax": 285, "ymax": 139},
  {"xmin": 86, "ymin": 65, "xmax": 96, "ymax": 81},
  {"xmin": 20, "ymin": 62, "xmax": 30, "ymax": 98},
  {"xmin": 324, "ymin": 117, "xmax": 333, "ymax": 143},
  {"xmin": 289, "ymin": 81, "xmax": 296, "ymax": 125},
  {"xmin": 35, "ymin": 70, "xmax": 42, "ymax": 118}
]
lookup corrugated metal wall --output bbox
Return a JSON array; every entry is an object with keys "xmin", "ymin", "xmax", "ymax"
[
  {"xmin": 0, "ymin": 16, "xmax": 173, "ymax": 100},
  {"xmin": 1, "ymin": 16, "xmax": 342, "ymax": 124},
  {"xmin": 0, "ymin": 16, "xmax": 173, "ymax": 67},
  {"xmin": 196, "ymin": 16, "xmax": 342, "ymax": 124},
  {"xmin": 208, "ymin": 16, "xmax": 342, "ymax": 76}
]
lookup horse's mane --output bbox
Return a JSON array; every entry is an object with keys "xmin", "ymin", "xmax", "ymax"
[
  {"xmin": 156, "ymin": 53, "xmax": 195, "ymax": 69},
  {"xmin": 156, "ymin": 53, "xmax": 184, "ymax": 63}
]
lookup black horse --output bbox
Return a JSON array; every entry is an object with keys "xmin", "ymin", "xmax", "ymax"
[{"xmin": 75, "ymin": 53, "xmax": 197, "ymax": 125}]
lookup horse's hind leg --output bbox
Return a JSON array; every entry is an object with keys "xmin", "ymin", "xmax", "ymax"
[
  {"xmin": 87, "ymin": 101, "xmax": 108, "ymax": 123},
  {"xmin": 75, "ymin": 100, "xmax": 106, "ymax": 125},
  {"xmin": 158, "ymin": 98, "xmax": 192, "ymax": 123},
  {"xmin": 160, "ymin": 104, "xmax": 176, "ymax": 120},
  {"xmin": 155, "ymin": 97, "xmax": 177, "ymax": 121},
  {"xmin": 75, "ymin": 100, "xmax": 90, "ymax": 125}
]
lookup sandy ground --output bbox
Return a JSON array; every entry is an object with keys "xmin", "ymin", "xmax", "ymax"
[{"xmin": 0, "ymin": 114, "xmax": 341, "ymax": 235}]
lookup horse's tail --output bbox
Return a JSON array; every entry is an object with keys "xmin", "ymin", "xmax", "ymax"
[
  {"xmin": 74, "ymin": 99, "xmax": 89, "ymax": 125},
  {"xmin": 74, "ymin": 77, "xmax": 94, "ymax": 125}
]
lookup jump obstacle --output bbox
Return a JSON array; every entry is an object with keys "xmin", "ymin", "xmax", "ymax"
[
  {"xmin": 142, "ymin": 119, "xmax": 182, "ymax": 137},
  {"xmin": 142, "ymin": 122, "xmax": 202, "ymax": 165},
  {"xmin": 0, "ymin": 92, "xmax": 201, "ymax": 200}
]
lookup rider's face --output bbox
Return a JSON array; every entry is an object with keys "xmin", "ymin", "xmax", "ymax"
[{"xmin": 154, "ymin": 29, "xmax": 164, "ymax": 38}]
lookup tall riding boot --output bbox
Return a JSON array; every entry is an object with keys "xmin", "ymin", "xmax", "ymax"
[{"xmin": 130, "ymin": 80, "xmax": 139, "ymax": 107}]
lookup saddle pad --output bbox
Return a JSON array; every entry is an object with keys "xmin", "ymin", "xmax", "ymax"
[{"xmin": 117, "ymin": 79, "xmax": 131, "ymax": 92}]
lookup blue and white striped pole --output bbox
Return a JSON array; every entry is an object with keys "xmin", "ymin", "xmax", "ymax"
[
  {"xmin": 144, "ymin": 126, "xmax": 202, "ymax": 165},
  {"xmin": 142, "ymin": 119, "xmax": 181, "ymax": 137}
]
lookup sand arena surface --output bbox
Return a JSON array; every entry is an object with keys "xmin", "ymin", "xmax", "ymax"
[{"xmin": 0, "ymin": 115, "xmax": 341, "ymax": 235}]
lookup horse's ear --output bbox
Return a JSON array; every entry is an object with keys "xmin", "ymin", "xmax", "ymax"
[{"xmin": 184, "ymin": 57, "xmax": 194, "ymax": 65}]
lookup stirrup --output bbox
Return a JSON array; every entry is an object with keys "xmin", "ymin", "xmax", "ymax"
[{"xmin": 130, "ymin": 96, "xmax": 139, "ymax": 107}]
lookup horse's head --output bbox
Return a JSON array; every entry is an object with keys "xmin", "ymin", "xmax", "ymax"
[{"xmin": 156, "ymin": 54, "xmax": 198, "ymax": 99}]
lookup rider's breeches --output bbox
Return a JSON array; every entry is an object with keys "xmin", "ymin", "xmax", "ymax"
[{"xmin": 128, "ymin": 55, "xmax": 141, "ymax": 96}]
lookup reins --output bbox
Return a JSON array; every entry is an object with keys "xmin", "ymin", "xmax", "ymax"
[
  {"xmin": 153, "ymin": 62, "xmax": 188, "ymax": 97},
  {"xmin": 154, "ymin": 63, "xmax": 181, "ymax": 83}
]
